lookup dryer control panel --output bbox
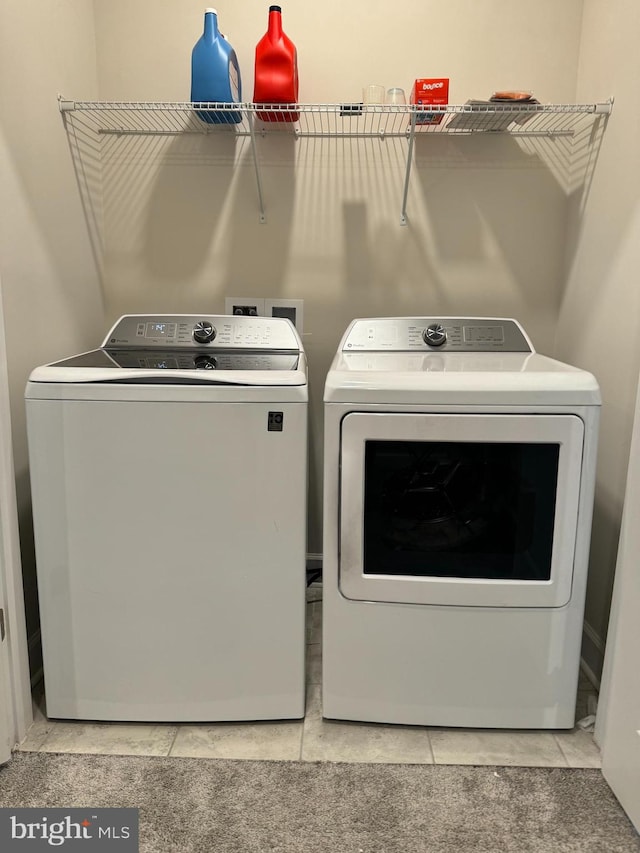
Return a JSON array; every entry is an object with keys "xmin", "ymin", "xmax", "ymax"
[
  {"xmin": 341, "ymin": 318, "xmax": 533, "ymax": 353},
  {"xmin": 103, "ymin": 314, "xmax": 302, "ymax": 351}
]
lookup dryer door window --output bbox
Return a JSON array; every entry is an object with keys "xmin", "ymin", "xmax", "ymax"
[
  {"xmin": 363, "ymin": 440, "xmax": 559, "ymax": 581},
  {"xmin": 339, "ymin": 413, "xmax": 585, "ymax": 608}
]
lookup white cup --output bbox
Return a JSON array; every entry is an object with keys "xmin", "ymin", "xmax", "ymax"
[
  {"xmin": 386, "ymin": 87, "xmax": 407, "ymax": 105},
  {"xmin": 363, "ymin": 84, "xmax": 385, "ymax": 105}
]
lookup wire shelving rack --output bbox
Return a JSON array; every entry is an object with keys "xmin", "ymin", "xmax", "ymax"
[{"xmin": 59, "ymin": 97, "xmax": 614, "ymax": 224}]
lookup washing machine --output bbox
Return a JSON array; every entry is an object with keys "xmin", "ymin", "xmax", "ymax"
[
  {"xmin": 26, "ymin": 314, "xmax": 307, "ymax": 722},
  {"xmin": 322, "ymin": 317, "xmax": 600, "ymax": 729}
]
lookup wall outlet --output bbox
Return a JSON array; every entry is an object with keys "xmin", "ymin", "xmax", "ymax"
[
  {"xmin": 224, "ymin": 297, "xmax": 265, "ymax": 317},
  {"xmin": 224, "ymin": 296, "xmax": 304, "ymax": 333},
  {"xmin": 264, "ymin": 298, "xmax": 304, "ymax": 334}
]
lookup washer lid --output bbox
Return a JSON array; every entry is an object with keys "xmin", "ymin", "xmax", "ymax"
[{"xmin": 27, "ymin": 314, "xmax": 308, "ymax": 387}]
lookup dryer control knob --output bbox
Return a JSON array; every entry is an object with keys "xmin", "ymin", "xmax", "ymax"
[
  {"xmin": 193, "ymin": 321, "xmax": 216, "ymax": 344},
  {"xmin": 423, "ymin": 323, "xmax": 447, "ymax": 347}
]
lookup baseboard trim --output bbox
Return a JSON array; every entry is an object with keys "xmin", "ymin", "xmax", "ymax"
[{"xmin": 581, "ymin": 620, "xmax": 605, "ymax": 689}]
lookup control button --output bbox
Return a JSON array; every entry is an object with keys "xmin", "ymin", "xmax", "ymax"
[
  {"xmin": 192, "ymin": 321, "xmax": 216, "ymax": 344},
  {"xmin": 194, "ymin": 355, "xmax": 218, "ymax": 370},
  {"xmin": 423, "ymin": 323, "xmax": 447, "ymax": 347}
]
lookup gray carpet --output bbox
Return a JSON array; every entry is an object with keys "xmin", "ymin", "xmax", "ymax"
[{"xmin": 0, "ymin": 752, "xmax": 638, "ymax": 852}]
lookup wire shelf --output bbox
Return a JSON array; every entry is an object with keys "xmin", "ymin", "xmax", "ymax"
[
  {"xmin": 59, "ymin": 96, "xmax": 613, "ymax": 226},
  {"xmin": 59, "ymin": 98, "xmax": 613, "ymax": 139}
]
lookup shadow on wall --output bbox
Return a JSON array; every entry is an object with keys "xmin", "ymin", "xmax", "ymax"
[
  {"xmin": 62, "ymin": 110, "xmax": 107, "ymax": 287},
  {"xmin": 138, "ymin": 131, "xmax": 297, "ymax": 304},
  {"xmin": 584, "ymin": 489, "xmax": 623, "ymax": 681},
  {"xmin": 218, "ymin": 133, "xmax": 297, "ymax": 300},
  {"xmin": 411, "ymin": 133, "xmax": 567, "ymax": 315},
  {"xmin": 142, "ymin": 132, "xmax": 238, "ymax": 282},
  {"xmin": 14, "ymin": 469, "xmax": 42, "ymax": 680},
  {"xmin": 409, "ymin": 118, "xmax": 610, "ymax": 310},
  {"xmin": 63, "ymin": 113, "xmax": 252, "ymax": 307},
  {"xmin": 81, "ymin": 128, "xmax": 293, "ymax": 313},
  {"xmin": 342, "ymin": 198, "xmax": 452, "ymax": 315}
]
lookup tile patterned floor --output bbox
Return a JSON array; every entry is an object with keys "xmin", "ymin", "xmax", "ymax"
[{"xmin": 18, "ymin": 589, "xmax": 601, "ymax": 768}]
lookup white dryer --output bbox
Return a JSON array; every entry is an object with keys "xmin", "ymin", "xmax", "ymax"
[
  {"xmin": 322, "ymin": 317, "xmax": 600, "ymax": 729},
  {"xmin": 26, "ymin": 314, "xmax": 307, "ymax": 722}
]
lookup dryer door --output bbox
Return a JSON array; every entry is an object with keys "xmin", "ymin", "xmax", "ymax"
[{"xmin": 339, "ymin": 412, "xmax": 585, "ymax": 608}]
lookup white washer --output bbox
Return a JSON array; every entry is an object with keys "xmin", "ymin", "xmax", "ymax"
[
  {"xmin": 26, "ymin": 314, "xmax": 308, "ymax": 722},
  {"xmin": 323, "ymin": 317, "xmax": 600, "ymax": 729}
]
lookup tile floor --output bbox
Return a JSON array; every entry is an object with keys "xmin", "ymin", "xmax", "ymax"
[{"xmin": 18, "ymin": 587, "xmax": 601, "ymax": 768}]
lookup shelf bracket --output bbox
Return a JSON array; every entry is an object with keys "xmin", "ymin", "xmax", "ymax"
[
  {"xmin": 595, "ymin": 97, "xmax": 614, "ymax": 115},
  {"xmin": 400, "ymin": 111, "xmax": 418, "ymax": 225},
  {"xmin": 246, "ymin": 111, "xmax": 267, "ymax": 223}
]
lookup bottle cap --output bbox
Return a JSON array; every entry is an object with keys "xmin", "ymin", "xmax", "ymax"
[
  {"xmin": 205, "ymin": 7, "xmax": 218, "ymax": 13},
  {"xmin": 269, "ymin": 5, "xmax": 282, "ymax": 11}
]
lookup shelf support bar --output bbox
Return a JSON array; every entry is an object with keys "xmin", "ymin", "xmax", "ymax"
[
  {"xmin": 246, "ymin": 111, "xmax": 266, "ymax": 224},
  {"xmin": 400, "ymin": 111, "xmax": 418, "ymax": 225}
]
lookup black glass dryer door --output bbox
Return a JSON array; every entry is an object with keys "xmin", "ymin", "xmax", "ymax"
[{"xmin": 339, "ymin": 413, "xmax": 585, "ymax": 608}]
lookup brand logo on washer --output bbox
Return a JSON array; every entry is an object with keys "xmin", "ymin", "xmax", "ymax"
[{"xmin": 268, "ymin": 412, "xmax": 284, "ymax": 432}]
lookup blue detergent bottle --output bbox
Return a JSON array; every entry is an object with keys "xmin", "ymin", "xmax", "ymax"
[{"xmin": 191, "ymin": 8, "xmax": 242, "ymax": 124}]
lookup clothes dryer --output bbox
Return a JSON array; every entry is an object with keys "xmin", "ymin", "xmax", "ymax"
[
  {"xmin": 26, "ymin": 314, "xmax": 307, "ymax": 722},
  {"xmin": 322, "ymin": 317, "xmax": 600, "ymax": 728}
]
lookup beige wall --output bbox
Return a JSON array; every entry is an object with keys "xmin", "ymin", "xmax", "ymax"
[
  {"xmin": 556, "ymin": 0, "xmax": 640, "ymax": 675},
  {"xmin": 0, "ymin": 1, "xmax": 105, "ymax": 655},
  {"xmin": 94, "ymin": 0, "xmax": 583, "ymax": 104},
  {"xmin": 92, "ymin": 0, "xmax": 584, "ymax": 552}
]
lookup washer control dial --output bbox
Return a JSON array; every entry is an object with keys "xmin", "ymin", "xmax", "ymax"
[
  {"xmin": 423, "ymin": 323, "xmax": 447, "ymax": 347},
  {"xmin": 194, "ymin": 355, "xmax": 218, "ymax": 370},
  {"xmin": 192, "ymin": 321, "xmax": 216, "ymax": 344}
]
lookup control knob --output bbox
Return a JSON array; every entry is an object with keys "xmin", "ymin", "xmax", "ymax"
[
  {"xmin": 194, "ymin": 355, "xmax": 218, "ymax": 370},
  {"xmin": 192, "ymin": 321, "xmax": 216, "ymax": 344},
  {"xmin": 423, "ymin": 323, "xmax": 447, "ymax": 348}
]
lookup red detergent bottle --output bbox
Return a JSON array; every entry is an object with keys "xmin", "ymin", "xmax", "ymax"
[{"xmin": 253, "ymin": 5, "xmax": 299, "ymax": 122}]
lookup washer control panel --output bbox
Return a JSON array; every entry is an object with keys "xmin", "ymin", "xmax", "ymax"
[
  {"xmin": 342, "ymin": 318, "xmax": 533, "ymax": 352},
  {"xmin": 103, "ymin": 315, "xmax": 301, "ymax": 351}
]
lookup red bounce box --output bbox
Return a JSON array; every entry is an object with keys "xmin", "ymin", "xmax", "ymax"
[{"xmin": 410, "ymin": 78, "xmax": 449, "ymax": 125}]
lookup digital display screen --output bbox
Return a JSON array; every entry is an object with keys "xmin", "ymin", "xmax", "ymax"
[{"xmin": 145, "ymin": 322, "xmax": 176, "ymax": 338}]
